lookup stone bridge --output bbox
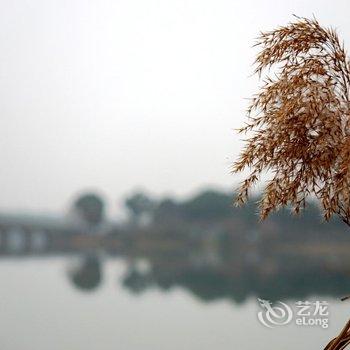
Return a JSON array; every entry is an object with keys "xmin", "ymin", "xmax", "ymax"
[{"xmin": 0, "ymin": 214, "xmax": 91, "ymax": 255}]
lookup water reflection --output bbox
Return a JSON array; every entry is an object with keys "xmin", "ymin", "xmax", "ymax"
[
  {"xmin": 67, "ymin": 254, "xmax": 103, "ymax": 292},
  {"xmin": 64, "ymin": 249, "xmax": 350, "ymax": 304}
]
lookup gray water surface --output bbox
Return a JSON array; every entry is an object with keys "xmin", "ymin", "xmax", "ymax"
[{"xmin": 0, "ymin": 257, "xmax": 348, "ymax": 350}]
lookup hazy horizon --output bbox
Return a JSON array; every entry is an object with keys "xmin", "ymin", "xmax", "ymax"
[{"xmin": 1, "ymin": 0, "xmax": 349, "ymax": 215}]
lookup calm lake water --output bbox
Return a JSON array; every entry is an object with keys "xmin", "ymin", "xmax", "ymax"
[{"xmin": 0, "ymin": 257, "xmax": 349, "ymax": 350}]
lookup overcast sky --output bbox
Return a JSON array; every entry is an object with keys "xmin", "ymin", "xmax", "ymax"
[{"xmin": 0, "ymin": 0, "xmax": 349, "ymax": 214}]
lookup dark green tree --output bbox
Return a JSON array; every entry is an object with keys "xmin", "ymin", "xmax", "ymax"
[
  {"xmin": 73, "ymin": 193, "xmax": 105, "ymax": 226},
  {"xmin": 182, "ymin": 190, "xmax": 232, "ymax": 221},
  {"xmin": 125, "ymin": 192, "xmax": 155, "ymax": 222}
]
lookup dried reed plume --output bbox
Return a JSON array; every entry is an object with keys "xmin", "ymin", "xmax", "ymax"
[{"xmin": 233, "ymin": 16, "xmax": 350, "ymax": 225}]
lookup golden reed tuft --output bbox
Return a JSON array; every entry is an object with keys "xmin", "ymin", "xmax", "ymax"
[{"xmin": 233, "ymin": 16, "xmax": 350, "ymax": 225}]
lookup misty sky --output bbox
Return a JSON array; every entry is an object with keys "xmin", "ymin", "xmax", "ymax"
[{"xmin": 0, "ymin": 0, "xmax": 349, "ymax": 214}]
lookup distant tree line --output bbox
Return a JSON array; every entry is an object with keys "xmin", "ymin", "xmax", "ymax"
[
  {"xmin": 69, "ymin": 188, "xmax": 348, "ymax": 239},
  {"xmin": 123, "ymin": 188, "xmax": 316, "ymax": 224}
]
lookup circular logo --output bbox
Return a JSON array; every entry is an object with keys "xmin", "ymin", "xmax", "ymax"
[{"xmin": 257, "ymin": 298, "xmax": 293, "ymax": 328}]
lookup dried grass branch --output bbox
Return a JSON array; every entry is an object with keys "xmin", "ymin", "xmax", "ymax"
[{"xmin": 233, "ymin": 16, "xmax": 350, "ymax": 225}]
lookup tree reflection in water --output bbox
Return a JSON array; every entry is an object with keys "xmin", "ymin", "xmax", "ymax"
[
  {"xmin": 66, "ymin": 250, "xmax": 350, "ymax": 303},
  {"xmin": 67, "ymin": 254, "xmax": 103, "ymax": 292}
]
